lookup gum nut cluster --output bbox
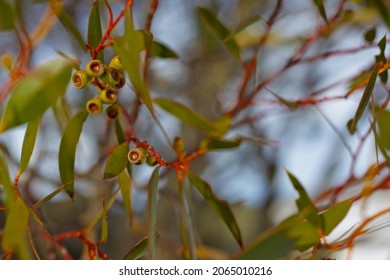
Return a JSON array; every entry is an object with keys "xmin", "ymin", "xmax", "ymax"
[
  {"xmin": 72, "ymin": 55, "xmax": 125, "ymax": 119},
  {"xmin": 128, "ymin": 147, "xmax": 157, "ymax": 166}
]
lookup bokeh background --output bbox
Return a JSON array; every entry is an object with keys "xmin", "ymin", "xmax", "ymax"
[{"xmin": 1, "ymin": 0, "xmax": 390, "ymax": 259}]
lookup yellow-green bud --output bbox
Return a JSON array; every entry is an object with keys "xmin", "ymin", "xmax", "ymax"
[
  {"xmin": 72, "ymin": 70, "xmax": 92, "ymax": 89},
  {"xmin": 109, "ymin": 55, "xmax": 124, "ymax": 71},
  {"xmin": 146, "ymin": 155, "xmax": 158, "ymax": 166},
  {"xmin": 173, "ymin": 137, "xmax": 185, "ymax": 153},
  {"xmin": 105, "ymin": 103, "xmax": 122, "ymax": 119},
  {"xmin": 86, "ymin": 97, "xmax": 103, "ymax": 115},
  {"xmin": 128, "ymin": 148, "xmax": 147, "ymax": 165},
  {"xmin": 1, "ymin": 54, "xmax": 14, "ymax": 73},
  {"xmin": 99, "ymin": 87, "xmax": 118, "ymax": 104},
  {"xmin": 86, "ymin": 59, "xmax": 105, "ymax": 77}
]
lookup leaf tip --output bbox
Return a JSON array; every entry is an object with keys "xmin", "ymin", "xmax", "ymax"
[{"xmin": 347, "ymin": 119, "xmax": 356, "ymax": 134}]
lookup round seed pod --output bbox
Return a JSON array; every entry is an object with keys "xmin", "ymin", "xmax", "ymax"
[
  {"xmin": 105, "ymin": 103, "xmax": 122, "ymax": 119},
  {"xmin": 86, "ymin": 97, "xmax": 103, "ymax": 115},
  {"xmin": 85, "ymin": 59, "xmax": 105, "ymax": 77},
  {"xmin": 109, "ymin": 55, "xmax": 124, "ymax": 71},
  {"xmin": 114, "ymin": 73, "xmax": 126, "ymax": 89},
  {"xmin": 128, "ymin": 148, "xmax": 147, "ymax": 165},
  {"xmin": 72, "ymin": 70, "xmax": 92, "ymax": 89},
  {"xmin": 99, "ymin": 87, "xmax": 118, "ymax": 104},
  {"xmin": 100, "ymin": 67, "xmax": 121, "ymax": 88}
]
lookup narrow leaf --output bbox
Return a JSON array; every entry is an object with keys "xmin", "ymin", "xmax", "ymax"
[
  {"xmin": 0, "ymin": 152, "xmax": 15, "ymax": 202},
  {"xmin": 239, "ymin": 227, "xmax": 296, "ymax": 260},
  {"xmin": 373, "ymin": 121, "xmax": 390, "ymax": 164},
  {"xmin": 114, "ymin": 119, "xmax": 125, "ymax": 144},
  {"xmin": 372, "ymin": 0, "xmax": 390, "ymax": 29},
  {"xmin": 0, "ymin": 0, "xmax": 15, "ymax": 30},
  {"xmin": 320, "ymin": 199, "xmax": 353, "ymax": 235},
  {"xmin": 239, "ymin": 211, "xmax": 321, "ymax": 259},
  {"xmin": 148, "ymin": 166, "xmax": 161, "ymax": 259},
  {"xmin": 0, "ymin": 59, "xmax": 74, "ymax": 133},
  {"xmin": 19, "ymin": 117, "xmax": 40, "ymax": 174},
  {"xmin": 118, "ymin": 170, "xmax": 132, "ymax": 221},
  {"xmin": 58, "ymin": 110, "xmax": 89, "ymax": 198},
  {"xmin": 151, "ymin": 41, "xmax": 179, "ymax": 59},
  {"xmin": 50, "ymin": 0, "xmax": 87, "ymax": 52},
  {"xmin": 347, "ymin": 62, "xmax": 380, "ymax": 134},
  {"xmin": 286, "ymin": 170, "xmax": 322, "ymax": 229},
  {"xmin": 282, "ymin": 214, "xmax": 320, "ymax": 251},
  {"xmin": 86, "ymin": 187, "xmax": 121, "ymax": 231},
  {"xmin": 123, "ymin": 232, "xmax": 160, "ymax": 260},
  {"xmin": 100, "ymin": 199, "xmax": 108, "ymax": 243},
  {"xmin": 202, "ymin": 137, "xmax": 241, "ymax": 150},
  {"xmin": 154, "ymin": 97, "xmax": 224, "ymax": 136},
  {"xmin": 312, "ymin": 0, "xmax": 328, "ymax": 23},
  {"xmin": 375, "ymin": 35, "xmax": 387, "ymax": 83},
  {"xmin": 225, "ymin": 15, "xmax": 261, "ymax": 41},
  {"xmin": 269, "ymin": 91, "xmax": 299, "ymax": 108},
  {"xmin": 1, "ymin": 198, "xmax": 29, "ymax": 252},
  {"xmin": 103, "ymin": 142, "xmax": 129, "ymax": 179},
  {"xmin": 377, "ymin": 110, "xmax": 390, "ymax": 149},
  {"xmin": 198, "ymin": 7, "xmax": 240, "ymax": 59},
  {"xmin": 31, "ymin": 183, "xmax": 68, "ymax": 209},
  {"xmin": 113, "ymin": 11, "xmax": 154, "ymax": 114},
  {"xmin": 187, "ymin": 171, "xmax": 243, "ymax": 248},
  {"xmin": 88, "ymin": 0, "xmax": 103, "ymax": 61}
]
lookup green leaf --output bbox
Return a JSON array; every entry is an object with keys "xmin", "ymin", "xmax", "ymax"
[
  {"xmin": 281, "ymin": 214, "xmax": 320, "ymax": 251},
  {"xmin": 154, "ymin": 97, "xmax": 227, "ymax": 137},
  {"xmin": 0, "ymin": 0, "xmax": 15, "ymax": 30},
  {"xmin": 198, "ymin": 6, "xmax": 240, "ymax": 59},
  {"xmin": 86, "ymin": 187, "xmax": 121, "ymax": 231},
  {"xmin": 0, "ymin": 59, "xmax": 74, "ymax": 133},
  {"xmin": 114, "ymin": 119, "xmax": 126, "ymax": 144},
  {"xmin": 151, "ymin": 41, "xmax": 179, "ymax": 59},
  {"xmin": 375, "ymin": 35, "xmax": 387, "ymax": 84},
  {"xmin": 373, "ymin": 120, "xmax": 390, "ymax": 164},
  {"xmin": 103, "ymin": 142, "xmax": 129, "ymax": 179},
  {"xmin": 58, "ymin": 110, "xmax": 89, "ymax": 198},
  {"xmin": 31, "ymin": 183, "xmax": 68, "ymax": 209},
  {"xmin": 239, "ymin": 211, "xmax": 321, "ymax": 259},
  {"xmin": 118, "ymin": 170, "xmax": 132, "ymax": 222},
  {"xmin": 312, "ymin": 0, "xmax": 328, "ymax": 23},
  {"xmin": 113, "ymin": 11, "xmax": 154, "ymax": 114},
  {"xmin": 19, "ymin": 117, "xmax": 40, "ymax": 174},
  {"xmin": 347, "ymin": 62, "xmax": 380, "ymax": 134},
  {"xmin": 377, "ymin": 110, "xmax": 390, "ymax": 149},
  {"xmin": 364, "ymin": 27, "xmax": 376, "ymax": 43},
  {"xmin": 88, "ymin": 0, "xmax": 103, "ymax": 61},
  {"xmin": 286, "ymin": 170, "xmax": 322, "ymax": 229},
  {"xmin": 202, "ymin": 137, "xmax": 241, "ymax": 150},
  {"xmin": 100, "ymin": 199, "xmax": 108, "ymax": 243},
  {"xmin": 187, "ymin": 171, "xmax": 243, "ymax": 248},
  {"xmin": 148, "ymin": 166, "xmax": 161, "ymax": 259},
  {"xmin": 211, "ymin": 115, "xmax": 231, "ymax": 137},
  {"xmin": 269, "ymin": 91, "xmax": 299, "ymax": 108},
  {"xmin": 1, "ymin": 198, "xmax": 29, "ymax": 252},
  {"xmin": 50, "ymin": 0, "xmax": 87, "ymax": 52},
  {"xmin": 225, "ymin": 15, "xmax": 261, "ymax": 41},
  {"xmin": 0, "ymin": 152, "xmax": 14, "ymax": 202},
  {"xmin": 239, "ymin": 227, "xmax": 296, "ymax": 260},
  {"xmin": 123, "ymin": 232, "xmax": 160, "ymax": 260},
  {"xmin": 372, "ymin": 0, "xmax": 390, "ymax": 29},
  {"xmin": 320, "ymin": 199, "xmax": 353, "ymax": 235}
]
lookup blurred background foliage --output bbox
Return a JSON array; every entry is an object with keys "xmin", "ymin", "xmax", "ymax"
[{"xmin": 1, "ymin": 0, "xmax": 390, "ymax": 259}]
